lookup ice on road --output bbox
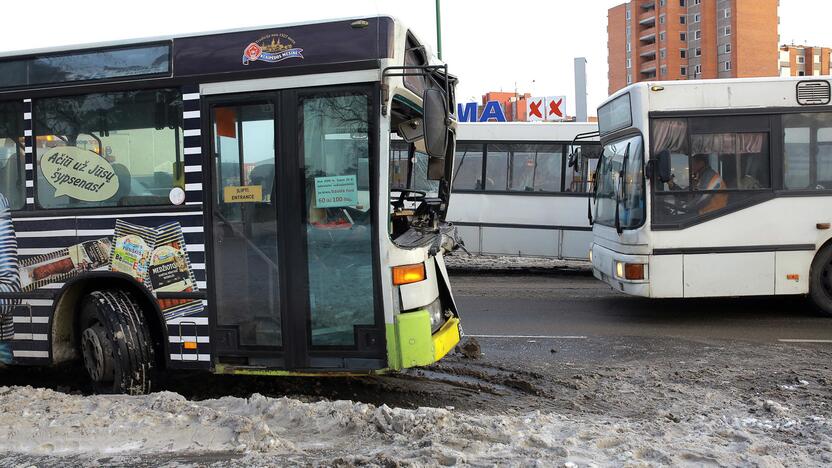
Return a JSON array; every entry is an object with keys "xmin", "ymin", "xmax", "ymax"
[{"xmin": 1, "ymin": 385, "xmax": 829, "ymax": 466}]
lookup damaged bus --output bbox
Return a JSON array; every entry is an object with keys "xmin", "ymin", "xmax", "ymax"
[{"xmin": 0, "ymin": 16, "xmax": 461, "ymax": 393}]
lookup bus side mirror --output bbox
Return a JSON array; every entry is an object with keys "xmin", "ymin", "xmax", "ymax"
[
  {"xmin": 657, "ymin": 150, "xmax": 672, "ymax": 183},
  {"xmin": 423, "ymin": 88, "xmax": 449, "ymax": 159}
]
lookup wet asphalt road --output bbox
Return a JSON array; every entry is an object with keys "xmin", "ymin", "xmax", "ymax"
[{"xmin": 450, "ymin": 272, "xmax": 832, "ymax": 344}]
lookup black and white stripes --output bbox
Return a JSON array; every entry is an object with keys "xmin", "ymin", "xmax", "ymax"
[
  {"xmin": 183, "ymin": 86, "xmax": 203, "ymax": 206},
  {"xmin": 23, "ymin": 99, "xmax": 33, "ymax": 208}
]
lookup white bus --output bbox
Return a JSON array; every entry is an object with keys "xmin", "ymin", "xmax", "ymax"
[
  {"xmin": 590, "ymin": 77, "xmax": 832, "ymax": 314},
  {"xmin": 410, "ymin": 122, "xmax": 600, "ymax": 259}
]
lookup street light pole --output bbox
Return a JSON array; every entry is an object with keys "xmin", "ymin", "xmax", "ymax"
[{"xmin": 435, "ymin": 0, "xmax": 443, "ymax": 60}]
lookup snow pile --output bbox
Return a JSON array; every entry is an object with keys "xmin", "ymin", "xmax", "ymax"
[
  {"xmin": 445, "ymin": 254, "xmax": 590, "ymax": 273},
  {"xmin": 1, "ymin": 386, "xmax": 830, "ymax": 465}
]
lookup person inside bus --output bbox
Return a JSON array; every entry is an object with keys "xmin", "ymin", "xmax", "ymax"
[{"xmin": 688, "ymin": 153, "xmax": 728, "ymax": 215}]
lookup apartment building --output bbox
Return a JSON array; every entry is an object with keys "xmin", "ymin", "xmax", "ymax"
[
  {"xmin": 608, "ymin": 0, "xmax": 779, "ymax": 94},
  {"xmin": 779, "ymin": 44, "xmax": 831, "ymax": 77}
]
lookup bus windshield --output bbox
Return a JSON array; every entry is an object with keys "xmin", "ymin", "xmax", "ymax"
[{"xmin": 594, "ymin": 134, "xmax": 645, "ymax": 229}]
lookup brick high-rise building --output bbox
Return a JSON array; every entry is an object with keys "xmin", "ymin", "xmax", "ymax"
[
  {"xmin": 607, "ymin": 0, "xmax": 779, "ymax": 95},
  {"xmin": 778, "ymin": 44, "xmax": 831, "ymax": 77}
]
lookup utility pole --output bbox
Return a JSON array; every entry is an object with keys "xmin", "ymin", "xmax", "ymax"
[{"xmin": 435, "ymin": 0, "xmax": 443, "ymax": 60}]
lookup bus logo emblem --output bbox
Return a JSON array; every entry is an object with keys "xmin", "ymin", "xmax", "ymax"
[{"xmin": 242, "ymin": 33, "xmax": 304, "ymax": 65}]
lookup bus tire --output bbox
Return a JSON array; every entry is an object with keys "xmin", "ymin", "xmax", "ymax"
[
  {"xmin": 810, "ymin": 246, "xmax": 832, "ymax": 317},
  {"xmin": 79, "ymin": 289, "xmax": 155, "ymax": 395}
]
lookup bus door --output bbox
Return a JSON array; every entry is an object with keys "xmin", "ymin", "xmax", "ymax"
[{"xmin": 205, "ymin": 86, "xmax": 385, "ymax": 370}]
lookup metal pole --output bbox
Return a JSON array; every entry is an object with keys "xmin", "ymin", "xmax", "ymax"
[{"xmin": 435, "ymin": 0, "xmax": 443, "ymax": 60}]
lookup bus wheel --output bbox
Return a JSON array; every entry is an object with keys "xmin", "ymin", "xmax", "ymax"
[
  {"xmin": 79, "ymin": 289, "xmax": 155, "ymax": 394},
  {"xmin": 810, "ymin": 246, "xmax": 832, "ymax": 316}
]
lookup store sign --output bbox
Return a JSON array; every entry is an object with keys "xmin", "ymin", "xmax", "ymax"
[
  {"xmin": 41, "ymin": 146, "xmax": 119, "ymax": 201},
  {"xmin": 528, "ymin": 96, "xmax": 566, "ymax": 122},
  {"xmin": 456, "ymin": 101, "xmax": 507, "ymax": 122}
]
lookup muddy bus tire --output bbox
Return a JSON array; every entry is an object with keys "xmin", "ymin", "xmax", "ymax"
[
  {"xmin": 79, "ymin": 289, "xmax": 155, "ymax": 395},
  {"xmin": 809, "ymin": 245, "xmax": 832, "ymax": 317}
]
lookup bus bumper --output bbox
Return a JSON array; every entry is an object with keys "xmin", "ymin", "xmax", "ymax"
[
  {"xmin": 388, "ymin": 311, "xmax": 461, "ymax": 370},
  {"xmin": 591, "ymin": 243, "xmax": 651, "ymax": 297}
]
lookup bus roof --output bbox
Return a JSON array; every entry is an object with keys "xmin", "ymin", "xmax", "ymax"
[
  {"xmin": 0, "ymin": 15, "xmax": 402, "ymax": 59},
  {"xmin": 456, "ymin": 122, "xmax": 599, "ymax": 143},
  {"xmin": 602, "ymin": 76, "xmax": 832, "ymax": 113}
]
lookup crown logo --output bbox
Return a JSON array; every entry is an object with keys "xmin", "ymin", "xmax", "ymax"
[{"xmin": 261, "ymin": 37, "xmax": 291, "ymax": 53}]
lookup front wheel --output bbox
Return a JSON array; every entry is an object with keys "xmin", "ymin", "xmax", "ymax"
[
  {"xmin": 79, "ymin": 289, "xmax": 156, "ymax": 394},
  {"xmin": 809, "ymin": 245, "xmax": 832, "ymax": 316}
]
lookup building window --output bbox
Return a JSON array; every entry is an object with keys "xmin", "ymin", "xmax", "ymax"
[
  {"xmin": 693, "ymin": 0, "xmax": 700, "ymax": 4},
  {"xmin": 660, "ymin": 0, "xmax": 666, "ymax": 5},
  {"xmin": 626, "ymin": 9, "xmax": 631, "ymax": 20},
  {"xmin": 680, "ymin": 15, "xmax": 686, "ymax": 25},
  {"xmin": 695, "ymin": 30, "xmax": 702, "ymax": 40},
  {"xmin": 627, "ymin": 58, "xmax": 632, "ymax": 68},
  {"xmin": 661, "ymin": 65, "xmax": 668, "ymax": 76},
  {"xmin": 681, "ymin": 67, "xmax": 687, "ymax": 76},
  {"xmin": 724, "ymin": 26, "xmax": 731, "ymax": 36},
  {"xmin": 660, "ymin": 32, "xmax": 666, "ymax": 41},
  {"xmin": 627, "ymin": 73, "xmax": 633, "ymax": 84},
  {"xmin": 694, "ymin": 13, "xmax": 700, "ymax": 23},
  {"xmin": 35, "ymin": 89, "xmax": 184, "ymax": 209},
  {"xmin": 680, "ymin": 32, "xmax": 686, "ymax": 41},
  {"xmin": 694, "ymin": 64, "xmax": 702, "ymax": 75},
  {"xmin": 724, "ymin": 8, "xmax": 731, "ymax": 18},
  {"xmin": 797, "ymin": 56, "xmax": 805, "ymax": 64},
  {"xmin": 681, "ymin": 49, "xmax": 687, "ymax": 58},
  {"xmin": 627, "ymin": 42, "xmax": 632, "ymax": 52},
  {"xmin": 660, "ymin": 14, "xmax": 665, "ymax": 24},
  {"xmin": 695, "ymin": 47, "xmax": 701, "ymax": 57},
  {"xmin": 724, "ymin": 61, "xmax": 732, "ymax": 71},
  {"xmin": 680, "ymin": 0, "xmax": 685, "ymax": 5},
  {"xmin": 660, "ymin": 49, "xmax": 667, "ymax": 59},
  {"xmin": 724, "ymin": 43, "xmax": 732, "ymax": 54}
]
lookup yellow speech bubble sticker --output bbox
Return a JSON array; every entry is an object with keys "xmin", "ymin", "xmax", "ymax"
[{"xmin": 40, "ymin": 146, "xmax": 120, "ymax": 202}]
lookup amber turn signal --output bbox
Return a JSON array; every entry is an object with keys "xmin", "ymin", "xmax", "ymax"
[
  {"xmin": 183, "ymin": 341, "xmax": 198, "ymax": 350},
  {"xmin": 392, "ymin": 263, "xmax": 426, "ymax": 286},
  {"xmin": 616, "ymin": 261, "xmax": 645, "ymax": 280}
]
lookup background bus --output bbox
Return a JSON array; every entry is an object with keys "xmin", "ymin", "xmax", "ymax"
[
  {"xmin": 0, "ymin": 16, "xmax": 461, "ymax": 394},
  {"xmin": 590, "ymin": 77, "xmax": 832, "ymax": 315},
  {"xmin": 440, "ymin": 122, "xmax": 599, "ymax": 259}
]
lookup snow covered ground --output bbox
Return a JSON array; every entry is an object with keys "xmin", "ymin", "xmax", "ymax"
[
  {"xmin": 445, "ymin": 254, "xmax": 591, "ymax": 273},
  {"xmin": 0, "ymin": 381, "xmax": 829, "ymax": 466}
]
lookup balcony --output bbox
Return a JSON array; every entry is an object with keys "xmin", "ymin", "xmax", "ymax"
[
  {"xmin": 639, "ymin": 10, "xmax": 656, "ymax": 26},
  {"xmin": 639, "ymin": 27, "xmax": 657, "ymax": 43},
  {"xmin": 640, "ymin": 59, "xmax": 657, "ymax": 73},
  {"xmin": 639, "ymin": 47, "xmax": 657, "ymax": 59},
  {"xmin": 640, "ymin": 1, "xmax": 655, "ymax": 10}
]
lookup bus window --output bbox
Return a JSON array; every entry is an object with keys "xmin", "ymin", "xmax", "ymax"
[
  {"xmin": 0, "ymin": 102, "xmax": 24, "ymax": 210},
  {"xmin": 452, "ymin": 143, "xmax": 483, "ymax": 190},
  {"xmin": 783, "ymin": 112, "xmax": 832, "ymax": 190},
  {"xmin": 485, "ymin": 144, "xmax": 509, "ymax": 190},
  {"xmin": 651, "ymin": 116, "xmax": 770, "ymax": 224},
  {"xmin": 411, "ymin": 150, "xmax": 439, "ymax": 196},
  {"xmin": 566, "ymin": 144, "xmax": 601, "ymax": 193},
  {"xmin": 389, "ymin": 140, "xmax": 410, "ymax": 188},
  {"xmin": 34, "ymin": 89, "xmax": 183, "ymax": 209}
]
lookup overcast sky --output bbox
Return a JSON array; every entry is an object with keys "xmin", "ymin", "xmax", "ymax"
[{"xmin": 0, "ymin": 0, "xmax": 826, "ymax": 116}]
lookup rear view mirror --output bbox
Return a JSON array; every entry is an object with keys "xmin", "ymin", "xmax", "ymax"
[
  {"xmin": 423, "ymin": 88, "xmax": 449, "ymax": 159},
  {"xmin": 397, "ymin": 118, "xmax": 423, "ymax": 143},
  {"xmin": 657, "ymin": 150, "xmax": 672, "ymax": 183}
]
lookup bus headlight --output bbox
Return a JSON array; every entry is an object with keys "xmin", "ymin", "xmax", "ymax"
[
  {"xmin": 425, "ymin": 297, "xmax": 445, "ymax": 333},
  {"xmin": 615, "ymin": 261, "xmax": 645, "ymax": 280}
]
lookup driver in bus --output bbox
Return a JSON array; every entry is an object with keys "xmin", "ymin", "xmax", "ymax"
[{"xmin": 689, "ymin": 154, "xmax": 728, "ymax": 214}]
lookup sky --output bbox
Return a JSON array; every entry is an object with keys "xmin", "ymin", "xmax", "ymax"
[{"xmin": 0, "ymin": 0, "xmax": 827, "ymax": 117}]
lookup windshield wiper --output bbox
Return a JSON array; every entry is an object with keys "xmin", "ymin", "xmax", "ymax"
[
  {"xmin": 615, "ymin": 143, "xmax": 631, "ymax": 236},
  {"xmin": 588, "ymin": 149, "xmax": 605, "ymax": 225}
]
